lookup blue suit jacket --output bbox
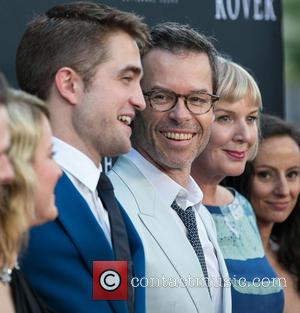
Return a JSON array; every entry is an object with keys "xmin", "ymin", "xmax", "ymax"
[{"xmin": 21, "ymin": 173, "xmax": 145, "ymax": 313}]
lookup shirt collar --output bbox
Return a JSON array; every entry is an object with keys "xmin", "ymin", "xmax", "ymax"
[
  {"xmin": 126, "ymin": 149, "xmax": 203, "ymax": 209},
  {"xmin": 52, "ymin": 137, "xmax": 102, "ymax": 192}
]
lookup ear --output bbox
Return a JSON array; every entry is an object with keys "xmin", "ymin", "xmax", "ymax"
[{"xmin": 54, "ymin": 67, "xmax": 84, "ymax": 105}]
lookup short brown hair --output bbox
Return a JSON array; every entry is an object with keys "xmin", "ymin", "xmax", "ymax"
[
  {"xmin": 16, "ymin": 1, "xmax": 149, "ymax": 100},
  {"xmin": 149, "ymin": 22, "xmax": 218, "ymax": 94}
]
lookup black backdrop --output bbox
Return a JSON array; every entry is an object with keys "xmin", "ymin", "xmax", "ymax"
[{"xmin": 0, "ymin": 0, "xmax": 283, "ymax": 116}]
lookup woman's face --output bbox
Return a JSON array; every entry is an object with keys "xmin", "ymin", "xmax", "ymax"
[
  {"xmin": 250, "ymin": 135, "xmax": 300, "ymax": 226},
  {"xmin": 0, "ymin": 106, "xmax": 14, "ymax": 184},
  {"xmin": 31, "ymin": 116, "xmax": 61, "ymax": 226},
  {"xmin": 196, "ymin": 94, "xmax": 259, "ymax": 179}
]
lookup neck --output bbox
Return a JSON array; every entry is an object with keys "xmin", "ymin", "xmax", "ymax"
[
  {"xmin": 191, "ymin": 160, "xmax": 227, "ymax": 205},
  {"xmin": 136, "ymin": 148, "xmax": 190, "ymax": 188},
  {"xmin": 52, "ymin": 124, "xmax": 101, "ymax": 167},
  {"xmin": 257, "ymin": 220, "xmax": 274, "ymax": 252},
  {"xmin": 48, "ymin": 98, "xmax": 101, "ymax": 167},
  {"xmin": 199, "ymin": 183, "xmax": 218, "ymax": 205},
  {"xmin": 167, "ymin": 169, "xmax": 190, "ymax": 188}
]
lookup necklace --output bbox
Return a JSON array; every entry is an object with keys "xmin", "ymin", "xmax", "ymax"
[
  {"xmin": 0, "ymin": 267, "xmax": 13, "ymax": 284},
  {"xmin": 0, "ymin": 263, "xmax": 19, "ymax": 284}
]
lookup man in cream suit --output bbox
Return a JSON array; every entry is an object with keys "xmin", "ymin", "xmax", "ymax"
[{"xmin": 108, "ymin": 22, "xmax": 231, "ymax": 313}]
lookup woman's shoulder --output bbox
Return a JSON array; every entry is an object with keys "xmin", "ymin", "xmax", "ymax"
[
  {"xmin": 11, "ymin": 269, "xmax": 56, "ymax": 313},
  {"xmin": 228, "ymin": 188, "xmax": 255, "ymax": 214}
]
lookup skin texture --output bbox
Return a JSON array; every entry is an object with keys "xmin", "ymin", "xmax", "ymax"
[
  {"xmin": 191, "ymin": 95, "xmax": 259, "ymax": 205},
  {"xmin": 250, "ymin": 135, "xmax": 300, "ymax": 313},
  {"xmin": 50, "ymin": 31, "xmax": 146, "ymax": 165},
  {"xmin": 31, "ymin": 116, "xmax": 61, "ymax": 226},
  {"xmin": 194, "ymin": 95, "xmax": 259, "ymax": 182},
  {"xmin": 133, "ymin": 49, "xmax": 214, "ymax": 187},
  {"xmin": 0, "ymin": 106, "xmax": 14, "ymax": 184},
  {"xmin": 250, "ymin": 136, "xmax": 300, "ymax": 228}
]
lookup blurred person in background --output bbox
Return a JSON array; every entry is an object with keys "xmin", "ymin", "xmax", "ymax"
[
  {"xmin": 191, "ymin": 57, "xmax": 284, "ymax": 313},
  {"xmin": 226, "ymin": 113, "xmax": 300, "ymax": 313},
  {"xmin": 0, "ymin": 89, "xmax": 61, "ymax": 313},
  {"xmin": 0, "ymin": 72, "xmax": 14, "ymax": 184}
]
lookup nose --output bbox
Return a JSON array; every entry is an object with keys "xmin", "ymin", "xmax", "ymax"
[
  {"xmin": 0, "ymin": 156, "xmax": 15, "ymax": 184},
  {"xmin": 129, "ymin": 85, "xmax": 146, "ymax": 111},
  {"xmin": 274, "ymin": 175, "xmax": 290, "ymax": 196},
  {"xmin": 233, "ymin": 121, "xmax": 253, "ymax": 144},
  {"xmin": 168, "ymin": 97, "xmax": 192, "ymax": 122}
]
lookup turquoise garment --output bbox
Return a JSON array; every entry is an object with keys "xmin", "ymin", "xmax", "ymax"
[{"xmin": 206, "ymin": 189, "xmax": 284, "ymax": 313}]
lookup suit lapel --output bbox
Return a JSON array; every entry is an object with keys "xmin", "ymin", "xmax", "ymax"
[
  {"xmin": 55, "ymin": 173, "xmax": 129, "ymax": 313},
  {"xmin": 55, "ymin": 173, "xmax": 114, "ymax": 273},
  {"xmin": 119, "ymin": 203, "xmax": 146, "ymax": 311},
  {"xmin": 112, "ymin": 157, "xmax": 213, "ymax": 311}
]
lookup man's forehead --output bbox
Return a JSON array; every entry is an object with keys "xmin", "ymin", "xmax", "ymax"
[
  {"xmin": 143, "ymin": 48, "xmax": 208, "ymax": 60},
  {"xmin": 141, "ymin": 50, "xmax": 212, "ymax": 89}
]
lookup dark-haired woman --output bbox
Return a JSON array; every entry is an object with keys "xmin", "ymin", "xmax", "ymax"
[{"xmin": 226, "ymin": 114, "xmax": 300, "ymax": 313}]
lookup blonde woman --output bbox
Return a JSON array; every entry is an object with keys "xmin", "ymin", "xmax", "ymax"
[
  {"xmin": 0, "ymin": 89, "xmax": 61, "ymax": 313},
  {"xmin": 191, "ymin": 57, "xmax": 284, "ymax": 313},
  {"xmin": 0, "ymin": 73, "xmax": 14, "ymax": 184}
]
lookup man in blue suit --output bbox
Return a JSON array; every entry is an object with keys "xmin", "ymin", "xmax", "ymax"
[{"xmin": 16, "ymin": 2, "xmax": 149, "ymax": 313}]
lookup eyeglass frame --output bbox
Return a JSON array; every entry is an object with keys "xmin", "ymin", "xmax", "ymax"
[{"xmin": 143, "ymin": 88, "xmax": 220, "ymax": 115}]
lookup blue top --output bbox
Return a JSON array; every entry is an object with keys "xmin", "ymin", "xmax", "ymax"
[{"xmin": 206, "ymin": 189, "xmax": 284, "ymax": 313}]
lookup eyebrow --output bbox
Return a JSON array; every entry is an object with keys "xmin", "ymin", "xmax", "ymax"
[
  {"xmin": 119, "ymin": 65, "xmax": 143, "ymax": 76},
  {"xmin": 255, "ymin": 165, "xmax": 300, "ymax": 171},
  {"xmin": 214, "ymin": 108, "xmax": 259, "ymax": 114},
  {"xmin": 148, "ymin": 86, "xmax": 209, "ymax": 93}
]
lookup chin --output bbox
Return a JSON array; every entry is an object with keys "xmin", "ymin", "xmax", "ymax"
[
  {"xmin": 32, "ymin": 206, "xmax": 58, "ymax": 226},
  {"xmin": 105, "ymin": 141, "xmax": 131, "ymax": 157},
  {"xmin": 225, "ymin": 166, "xmax": 246, "ymax": 177},
  {"xmin": 47, "ymin": 205, "xmax": 58, "ymax": 222}
]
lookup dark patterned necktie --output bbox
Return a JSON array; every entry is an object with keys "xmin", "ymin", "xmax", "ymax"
[
  {"xmin": 171, "ymin": 200, "xmax": 211, "ymax": 297},
  {"xmin": 97, "ymin": 173, "xmax": 134, "ymax": 313}
]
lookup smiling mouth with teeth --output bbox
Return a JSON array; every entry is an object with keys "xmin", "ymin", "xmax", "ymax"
[
  {"xmin": 118, "ymin": 115, "xmax": 132, "ymax": 126},
  {"xmin": 162, "ymin": 132, "xmax": 194, "ymax": 141}
]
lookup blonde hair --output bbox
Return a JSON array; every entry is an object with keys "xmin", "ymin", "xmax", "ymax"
[
  {"xmin": 217, "ymin": 56, "xmax": 262, "ymax": 108},
  {"xmin": 0, "ymin": 89, "xmax": 49, "ymax": 267},
  {"xmin": 217, "ymin": 56, "xmax": 262, "ymax": 160}
]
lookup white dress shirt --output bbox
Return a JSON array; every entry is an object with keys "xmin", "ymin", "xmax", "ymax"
[
  {"xmin": 52, "ymin": 137, "xmax": 111, "ymax": 246},
  {"xmin": 127, "ymin": 149, "xmax": 222, "ymax": 313}
]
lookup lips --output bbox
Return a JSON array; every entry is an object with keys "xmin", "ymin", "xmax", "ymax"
[
  {"xmin": 224, "ymin": 150, "xmax": 246, "ymax": 160},
  {"xmin": 118, "ymin": 115, "xmax": 133, "ymax": 126},
  {"xmin": 162, "ymin": 131, "xmax": 194, "ymax": 141},
  {"xmin": 266, "ymin": 201, "xmax": 290, "ymax": 211},
  {"xmin": 159, "ymin": 126, "xmax": 196, "ymax": 142}
]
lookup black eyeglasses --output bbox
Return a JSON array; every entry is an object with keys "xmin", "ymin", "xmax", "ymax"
[{"xmin": 143, "ymin": 88, "xmax": 219, "ymax": 115}]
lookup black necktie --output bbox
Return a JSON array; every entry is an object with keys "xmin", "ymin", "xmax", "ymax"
[
  {"xmin": 97, "ymin": 173, "xmax": 134, "ymax": 313},
  {"xmin": 171, "ymin": 200, "xmax": 211, "ymax": 297}
]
